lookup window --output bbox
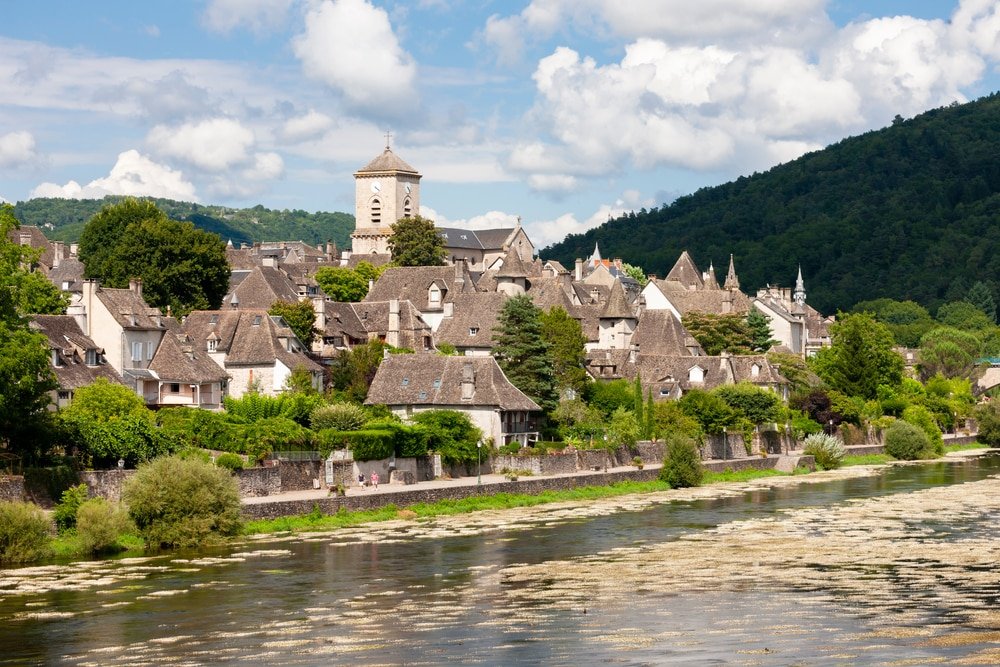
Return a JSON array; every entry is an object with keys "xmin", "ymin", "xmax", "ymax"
[
  {"xmin": 207, "ymin": 339, "xmax": 217, "ymax": 352},
  {"xmin": 433, "ymin": 379, "xmax": 441, "ymax": 388},
  {"xmin": 403, "ymin": 197, "xmax": 411, "ymax": 218},
  {"xmin": 428, "ymin": 286, "xmax": 441, "ymax": 305},
  {"xmin": 58, "ymin": 391, "xmax": 70, "ymax": 400},
  {"xmin": 51, "ymin": 350, "xmax": 61, "ymax": 367},
  {"xmin": 169, "ymin": 383, "xmax": 180, "ymax": 393},
  {"xmin": 660, "ymin": 388, "xmax": 670, "ymax": 397},
  {"xmin": 469, "ymin": 327, "xmax": 479, "ymax": 336},
  {"xmin": 401, "ymin": 378, "xmax": 409, "ymax": 386},
  {"xmin": 371, "ymin": 198, "xmax": 381, "ymax": 225},
  {"xmin": 85, "ymin": 349, "xmax": 97, "ymax": 366},
  {"xmin": 253, "ymin": 315, "xmax": 262, "ymax": 326},
  {"xmin": 418, "ymin": 391, "xmax": 427, "ymax": 400},
  {"xmin": 131, "ymin": 342, "xmax": 143, "ymax": 362},
  {"xmin": 688, "ymin": 367, "xmax": 704, "ymax": 383},
  {"xmin": 147, "ymin": 341, "xmax": 154, "ymax": 360},
  {"xmin": 210, "ymin": 314, "xmax": 219, "ymax": 325},
  {"xmin": 750, "ymin": 364, "xmax": 760, "ymax": 378}
]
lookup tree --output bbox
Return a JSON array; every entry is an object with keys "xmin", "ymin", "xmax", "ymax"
[
  {"xmin": 387, "ymin": 215, "xmax": 446, "ymax": 266},
  {"xmin": 314, "ymin": 265, "xmax": 370, "ymax": 302},
  {"xmin": 810, "ymin": 312, "xmax": 903, "ymax": 400},
  {"xmin": 678, "ymin": 389, "xmax": 736, "ymax": 434},
  {"xmin": 966, "ymin": 281, "xmax": 997, "ymax": 323},
  {"xmin": 328, "ymin": 340, "xmax": 391, "ymax": 403},
  {"xmin": 621, "ymin": 263, "xmax": 647, "ymax": 286},
  {"xmin": 411, "ymin": 410, "xmax": 482, "ymax": 465},
  {"xmin": 936, "ymin": 301, "xmax": 994, "ymax": 333},
  {"xmin": 746, "ymin": 309, "xmax": 778, "ymax": 352},
  {"xmin": 583, "ymin": 379, "xmax": 635, "ymax": 417},
  {"xmin": 606, "ymin": 407, "xmax": 639, "ymax": 448},
  {"xmin": 269, "ymin": 300, "xmax": 318, "ymax": 347},
  {"xmin": 852, "ymin": 299, "xmax": 936, "ymax": 347},
  {"xmin": 713, "ymin": 382, "xmax": 782, "ymax": 424},
  {"xmin": 78, "ymin": 199, "xmax": 229, "ymax": 316},
  {"xmin": 492, "ymin": 294, "xmax": 558, "ymax": 413},
  {"xmin": 682, "ymin": 312, "xmax": 753, "ymax": 355},
  {"xmin": 659, "ymin": 433, "xmax": 703, "ymax": 488},
  {"xmin": 539, "ymin": 306, "xmax": 588, "ymax": 398},
  {"xmin": 917, "ymin": 327, "xmax": 984, "ymax": 381}
]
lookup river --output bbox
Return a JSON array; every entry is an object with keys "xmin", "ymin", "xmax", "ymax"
[{"xmin": 1, "ymin": 454, "xmax": 999, "ymax": 665}]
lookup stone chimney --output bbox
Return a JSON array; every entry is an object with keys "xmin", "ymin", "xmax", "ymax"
[
  {"xmin": 52, "ymin": 241, "xmax": 64, "ymax": 269},
  {"xmin": 461, "ymin": 362, "xmax": 475, "ymax": 400},
  {"xmin": 628, "ymin": 342, "xmax": 639, "ymax": 364},
  {"xmin": 454, "ymin": 258, "xmax": 466, "ymax": 289},
  {"xmin": 262, "ymin": 256, "xmax": 277, "ymax": 268},
  {"xmin": 388, "ymin": 299, "xmax": 401, "ymax": 348},
  {"xmin": 79, "ymin": 279, "xmax": 97, "ymax": 336},
  {"xmin": 129, "ymin": 278, "xmax": 142, "ymax": 298},
  {"xmin": 574, "ymin": 258, "xmax": 584, "ymax": 281},
  {"xmin": 443, "ymin": 301, "xmax": 454, "ymax": 318},
  {"xmin": 19, "ymin": 232, "xmax": 31, "ymax": 246}
]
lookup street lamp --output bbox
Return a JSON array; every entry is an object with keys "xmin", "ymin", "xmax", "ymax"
[{"xmin": 477, "ymin": 441, "xmax": 482, "ymax": 488}]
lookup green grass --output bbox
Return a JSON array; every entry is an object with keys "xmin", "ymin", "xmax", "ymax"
[
  {"xmin": 702, "ymin": 468, "xmax": 795, "ymax": 484},
  {"xmin": 944, "ymin": 441, "xmax": 993, "ymax": 453},
  {"xmin": 49, "ymin": 530, "xmax": 145, "ymax": 559},
  {"xmin": 842, "ymin": 454, "xmax": 893, "ymax": 466}
]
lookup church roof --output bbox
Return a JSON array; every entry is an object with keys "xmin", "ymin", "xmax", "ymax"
[{"xmin": 356, "ymin": 147, "xmax": 419, "ymax": 175}]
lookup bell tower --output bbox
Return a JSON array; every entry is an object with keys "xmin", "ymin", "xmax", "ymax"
[{"xmin": 351, "ymin": 134, "xmax": 421, "ymax": 255}]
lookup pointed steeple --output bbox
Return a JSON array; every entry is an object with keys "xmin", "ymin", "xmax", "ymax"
[
  {"xmin": 793, "ymin": 265, "xmax": 806, "ymax": 308},
  {"xmin": 588, "ymin": 242, "xmax": 602, "ymax": 265},
  {"xmin": 666, "ymin": 250, "xmax": 704, "ymax": 290},
  {"xmin": 600, "ymin": 280, "xmax": 635, "ymax": 321},
  {"xmin": 724, "ymin": 254, "xmax": 740, "ymax": 291},
  {"xmin": 703, "ymin": 261, "xmax": 720, "ymax": 290}
]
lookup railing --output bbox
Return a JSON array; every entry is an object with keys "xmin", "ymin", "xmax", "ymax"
[{"xmin": 268, "ymin": 450, "xmax": 323, "ymax": 462}]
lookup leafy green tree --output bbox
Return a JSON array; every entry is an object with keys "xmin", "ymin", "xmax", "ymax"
[
  {"xmin": 492, "ymin": 294, "xmax": 558, "ymax": 413},
  {"xmin": 621, "ymin": 263, "xmax": 647, "ymax": 286},
  {"xmin": 712, "ymin": 382, "xmax": 782, "ymax": 424},
  {"xmin": 936, "ymin": 301, "xmax": 994, "ymax": 333},
  {"xmin": 387, "ymin": 215, "xmax": 446, "ymax": 266},
  {"xmin": 551, "ymin": 398, "xmax": 605, "ymax": 442},
  {"xmin": 811, "ymin": 312, "xmax": 903, "ymax": 400},
  {"xmin": 678, "ymin": 389, "xmax": 736, "ymax": 434},
  {"xmin": 607, "ymin": 407, "xmax": 639, "ymax": 448},
  {"xmin": 328, "ymin": 340, "xmax": 392, "ymax": 403},
  {"xmin": 78, "ymin": 199, "xmax": 229, "ymax": 315},
  {"xmin": 268, "ymin": 300, "xmax": 318, "ymax": 347},
  {"xmin": 411, "ymin": 409, "xmax": 482, "ymax": 465},
  {"xmin": 644, "ymin": 390, "xmax": 655, "ymax": 440},
  {"xmin": 883, "ymin": 419, "xmax": 931, "ymax": 460},
  {"xmin": 659, "ymin": 433, "xmax": 703, "ymax": 488},
  {"xmin": 15, "ymin": 269, "xmax": 69, "ymax": 316},
  {"xmin": 917, "ymin": 327, "xmax": 984, "ymax": 381},
  {"xmin": 314, "ymin": 265, "xmax": 370, "ymax": 302},
  {"xmin": 682, "ymin": 312, "xmax": 753, "ymax": 355},
  {"xmin": 0, "ymin": 501, "xmax": 52, "ymax": 564},
  {"xmin": 766, "ymin": 351, "xmax": 819, "ymax": 394},
  {"xmin": 966, "ymin": 281, "xmax": 997, "ymax": 323},
  {"xmin": 0, "ymin": 322, "xmax": 57, "ymax": 459},
  {"xmin": 746, "ymin": 309, "xmax": 778, "ymax": 352},
  {"xmin": 975, "ymin": 401, "xmax": 1000, "ymax": 446},
  {"xmin": 653, "ymin": 400, "xmax": 704, "ymax": 442},
  {"xmin": 852, "ymin": 299, "xmax": 936, "ymax": 348},
  {"xmin": 582, "ymin": 379, "xmax": 634, "ymax": 417},
  {"xmin": 539, "ymin": 306, "xmax": 588, "ymax": 398}
]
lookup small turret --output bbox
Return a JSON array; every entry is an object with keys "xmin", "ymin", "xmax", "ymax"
[{"xmin": 724, "ymin": 254, "xmax": 740, "ymax": 291}]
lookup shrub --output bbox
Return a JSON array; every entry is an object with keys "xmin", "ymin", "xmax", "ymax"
[
  {"xmin": 223, "ymin": 393, "xmax": 286, "ymax": 422},
  {"xmin": 659, "ymin": 434, "xmax": 704, "ymax": 488},
  {"xmin": 713, "ymin": 382, "xmax": 782, "ymax": 424},
  {"xmin": 802, "ymin": 433, "xmax": 845, "ymax": 470},
  {"xmin": 975, "ymin": 402, "xmax": 1000, "ymax": 446},
  {"xmin": 54, "ymin": 483, "xmax": 90, "ymax": 532},
  {"xmin": 884, "ymin": 420, "xmax": 931, "ymax": 460},
  {"xmin": 214, "ymin": 453, "xmax": 245, "ymax": 471},
  {"xmin": 123, "ymin": 455, "xmax": 242, "ymax": 549},
  {"xmin": 678, "ymin": 389, "xmax": 736, "ymax": 434},
  {"xmin": 0, "ymin": 501, "xmax": 52, "ymax": 564},
  {"xmin": 243, "ymin": 417, "xmax": 312, "ymax": 464},
  {"xmin": 791, "ymin": 413, "xmax": 822, "ymax": 439},
  {"xmin": 76, "ymin": 498, "xmax": 132, "ymax": 555},
  {"xmin": 607, "ymin": 407, "xmax": 639, "ymax": 449},
  {"xmin": 311, "ymin": 403, "xmax": 368, "ymax": 431},
  {"xmin": 316, "ymin": 429, "xmax": 395, "ymax": 460},
  {"xmin": 411, "ymin": 410, "xmax": 483, "ymax": 465},
  {"xmin": 365, "ymin": 420, "xmax": 429, "ymax": 458},
  {"xmin": 902, "ymin": 404, "xmax": 944, "ymax": 456}
]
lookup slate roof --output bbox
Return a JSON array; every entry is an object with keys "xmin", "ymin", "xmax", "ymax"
[
  {"xmin": 600, "ymin": 280, "xmax": 635, "ymax": 320},
  {"xmin": 665, "ymin": 251, "xmax": 704, "ymax": 290},
  {"xmin": 435, "ymin": 292, "xmax": 508, "ymax": 348},
  {"xmin": 630, "ymin": 309, "xmax": 701, "ymax": 356},
  {"xmin": 30, "ymin": 315, "xmax": 124, "ymax": 390},
  {"xmin": 356, "ymin": 147, "xmax": 419, "ymax": 174},
  {"xmin": 586, "ymin": 351, "xmax": 787, "ymax": 394},
  {"xmin": 346, "ymin": 252, "xmax": 393, "ymax": 269},
  {"xmin": 651, "ymin": 279, "xmax": 753, "ymax": 316},
  {"xmin": 95, "ymin": 287, "xmax": 167, "ymax": 330},
  {"xmin": 148, "ymin": 332, "xmax": 228, "ymax": 384},
  {"xmin": 496, "ymin": 246, "xmax": 530, "ymax": 279},
  {"xmin": 48, "ymin": 257, "xmax": 85, "ymax": 291},
  {"xmin": 475, "ymin": 228, "xmax": 517, "ymax": 249},
  {"xmin": 365, "ymin": 354, "xmax": 540, "ymax": 411},
  {"xmin": 8, "ymin": 225, "xmax": 57, "ymax": 271},
  {"xmin": 364, "ymin": 265, "xmax": 475, "ymax": 310},
  {"xmin": 222, "ymin": 265, "xmax": 300, "ymax": 309},
  {"xmin": 181, "ymin": 310, "xmax": 322, "ymax": 372},
  {"xmin": 353, "ymin": 300, "xmax": 433, "ymax": 349}
]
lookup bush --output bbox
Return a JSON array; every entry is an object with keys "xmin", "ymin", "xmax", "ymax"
[
  {"xmin": 243, "ymin": 417, "xmax": 312, "ymax": 464},
  {"xmin": 75, "ymin": 498, "xmax": 132, "ymax": 555},
  {"xmin": 310, "ymin": 403, "xmax": 368, "ymax": 431},
  {"xmin": 713, "ymin": 382, "xmax": 782, "ymax": 424},
  {"xmin": 802, "ymin": 433, "xmax": 845, "ymax": 470},
  {"xmin": 975, "ymin": 402, "xmax": 1000, "ymax": 446},
  {"xmin": 791, "ymin": 413, "xmax": 822, "ymax": 439},
  {"xmin": 123, "ymin": 455, "xmax": 242, "ymax": 549},
  {"xmin": 607, "ymin": 407, "xmax": 639, "ymax": 449},
  {"xmin": 884, "ymin": 420, "xmax": 931, "ymax": 460},
  {"xmin": 214, "ymin": 453, "xmax": 245, "ymax": 471},
  {"xmin": 411, "ymin": 410, "xmax": 483, "ymax": 465},
  {"xmin": 902, "ymin": 404, "xmax": 944, "ymax": 456},
  {"xmin": 365, "ymin": 420, "xmax": 429, "ymax": 458},
  {"xmin": 0, "ymin": 501, "xmax": 52, "ymax": 564},
  {"xmin": 316, "ymin": 429, "xmax": 395, "ymax": 460},
  {"xmin": 659, "ymin": 434, "xmax": 704, "ymax": 488},
  {"xmin": 54, "ymin": 483, "xmax": 90, "ymax": 532}
]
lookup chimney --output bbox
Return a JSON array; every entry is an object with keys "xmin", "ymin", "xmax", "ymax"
[
  {"xmin": 461, "ymin": 362, "xmax": 475, "ymax": 400},
  {"xmin": 455, "ymin": 259, "xmax": 465, "ymax": 289},
  {"xmin": 443, "ymin": 301, "xmax": 454, "ymax": 318},
  {"xmin": 575, "ymin": 258, "xmax": 583, "ymax": 281},
  {"xmin": 722, "ymin": 289, "xmax": 732, "ymax": 314},
  {"xmin": 129, "ymin": 278, "xmax": 142, "ymax": 297},
  {"xmin": 52, "ymin": 241, "xmax": 64, "ymax": 269},
  {"xmin": 388, "ymin": 299, "xmax": 400, "ymax": 348},
  {"xmin": 628, "ymin": 343, "xmax": 638, "ymax": 364},
  {"xmin": 69, "ymin": 243, "xmax": 79, "ymax": 257},
  {"xmin": 19, "ymin": 232, "xmax": 31, "ymax": 246},
  {"xmin": 80, "ymin": 279, "xmax": 97, "ymax": 336},
  {"xmin": 262, "ymin": 256, "xmax": 277, "ymax": 268},
  {"xmin": 613, "ymin": 257, "xmax": 623, "ymax": 271}
]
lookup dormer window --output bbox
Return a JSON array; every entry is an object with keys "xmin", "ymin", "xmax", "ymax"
[
  {"xmin": 210, "ymin": 315, "xmax": 219, "ymax": 325},
  {"xmin": 751, "ymin": 364, "xmax": 760, "ymax": 378},
  {"xmin": 208, "ymin": 339, "xmax": 217, "ymax": 352},
  {"xmin": 428, "ymin": 285, "xmax": 441, "ymax": 305},
  {"xmin": 433, "ymin": 379, "xmax": 441, "ymax": 388},
  {"xmin": 469, "ymin": 327, "xmax": 479, "ymax": 336},
  {"xmin": 689, "ymin": 366, "xmax": 705, "ymax": 383},
  {"xmin": 85, "ymin": 349, "xmax": 97, "ymax": 366},
  {"xmin": 253, "ymin": 315, "xmax": 262, "ymax": 326},
  {"xmin": 51, "ymin": 349, "xmax": 61, "ymax": 367},
  {"xmin": 401, "ymin": 378, "xmax": 409, "ymax": 386}
]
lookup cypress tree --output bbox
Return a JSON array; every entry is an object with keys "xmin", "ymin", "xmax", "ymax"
[
  {"xmin": 633, "ymin": 374, "xmax": 643, "ymax": 429},
  {"xmin": 492, "ymin": 295, "xmax": 558, "ymax": 413}
]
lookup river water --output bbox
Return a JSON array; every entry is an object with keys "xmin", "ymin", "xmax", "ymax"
[{"xmin": 2, "ymin": 455, "xmax": 999, "ymax": 665}]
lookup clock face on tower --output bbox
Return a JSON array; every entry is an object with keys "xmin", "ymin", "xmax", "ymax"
[{"xmin": 370, "ymin": 181, "xmax": 382, "ymax": 194}]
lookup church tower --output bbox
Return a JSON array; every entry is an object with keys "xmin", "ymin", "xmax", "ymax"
[{"xmin": 351, "ymin": 137, "xmax": 421, "ymax": 256}]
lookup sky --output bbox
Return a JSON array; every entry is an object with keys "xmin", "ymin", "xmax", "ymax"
[{"xmin": 1, "ymin": 1, "xmax": 999, "ymax": 250}]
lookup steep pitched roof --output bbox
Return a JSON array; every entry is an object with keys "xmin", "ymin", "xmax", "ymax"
[
  {"xmin": 352, "ymin": 300, "xmax": 432, "ymax": 350},
  {"xmin": 496, "ymin": 246, "xmax": 529, "ymax": 279},
  {"xmin": 665, "ymin": 251, "xmax": 704, "ymax": 290},
  {"xmin": 703, "ymin": 262, "xmax": 720, "ymax": 290},
  {"xmin": 95, "ymin": 287, "xmax": 167, "ymax": 330},
  {"xmin": 365, "ymin": 354, "xmax": 540, "ymax": 411},
  {"xmin": 30, "ymin": 315, "xmax": 124, "ymax": 390},
  {"xmin": 180, "ymin": 310, "xmax": 321, "ymax": 372},
  {"xmin": 7, "ymin": 225, "xmax": 56, "ymax": 271},
  {"xmin": 437, "ymin": 228, "xmax": 484, "ymax": 250},
  {"xmin": 665, "ymin": 288, "xmax": 753, "ymax": 316},
  {"xmin": 630, "ymin": 309, "xmax": 701, "ymax": 356},
  {"xmin": 149, "ymin": 332, "xmax": 228, "ymax": 384},
  {"xmin": 435, "ymin": 292, "xmax": 508, "ymax": 348},
  {"xmin": 355, "ymin": 147, "xmax": 419, "ymax": 175},
  {"xmin": 222, "ymin": 265, "xmax": 300, "ymax": 309},
  {"xmin": 475, "ymin": 227, "xmax": 517, "ymax": 249},
  {"xmin": 48, "ymin": 257, "xmax": 85, "ymax": 291},
  {"xmin": 724, "ymin": 254, "xmax": 740, "ymax": 290},
  {"xmin": 600, "ymin": 280, "xmax": 635, "ymax": 320},
  {"xmin": 364, "ymin": 265, "xmax": 475, "ymax": 310}
]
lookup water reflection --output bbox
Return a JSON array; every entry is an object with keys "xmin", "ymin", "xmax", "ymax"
[{"xmin": 0, "ymin": 454, "xmax": 997, "ymax": 665}]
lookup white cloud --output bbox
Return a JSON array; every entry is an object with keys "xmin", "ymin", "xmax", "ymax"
[
  {"xmin": 293, "ymin": 0, "xmax": 418, "ymax": 112},
  {"xmin": 30, "ymin": 150, "xmax": 197, "ymax": 201},
  {"xmin": 0, "ymin": 130, "xmax": 38, "ymax": 168},
  {"xmin": 0, "ymin": 194, "xmax": 8, "ymax": 204},
  {"xmin": 952, "ymin": 0, "xmax": 1000, "ymax": 59},
  {"xmin": 245, "ymin": 152, "xmax": 285, "ymax": 180},
  {"xmin": 147, "ymin": 118, "xmax": 255, "ymax": 171},
  {"xmin": 280, "ymin": 110, "xmax": 334, "ymax": 142},
  {"xmin": 202, "ymin": 0, "xmax": 295, "ymax": 34},
  {"xmin": 420, "ymin": 205, "xmax": 519, "ymax": 230}
]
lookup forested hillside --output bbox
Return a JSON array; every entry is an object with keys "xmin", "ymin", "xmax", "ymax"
[
  {"xmin": 544, "ymin": 93, "xmax": 1000, "ymax": 315},
  {"xmin": 12, "ymin": 197, "xmax": 354, "ymax": 248}
]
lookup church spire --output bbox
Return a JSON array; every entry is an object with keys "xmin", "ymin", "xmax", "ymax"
[
  {"xmin": 724, "ymin": 254, "xmax": 740, "ymax": 291},
  {"xmin": 793, "ymin": 265, "xmax": 806, "ymax": 306}
]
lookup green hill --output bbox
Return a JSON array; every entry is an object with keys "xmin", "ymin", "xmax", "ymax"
[
  {"xmin": 12, "ymin": 197, "xmax": 355, "ymax": 249},
  {"xmin": 543, "ymin": 93, "xmax": 1000, "ymax": 315}
]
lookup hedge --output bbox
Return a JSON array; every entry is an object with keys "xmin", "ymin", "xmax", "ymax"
[{"xmin": 316, "ymin": 429, "xmax": 395, "ymax": 461}]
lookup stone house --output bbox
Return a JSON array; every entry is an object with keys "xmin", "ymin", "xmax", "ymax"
[
  {"xmin": 366, "ymin": 354, "xmax": 542, "ymax": 446},
  {"xmin": 364, "ymin": 263, "xmax": 477, "ymax": 331},
  {"xmin": 316, "ymin": 299, "xmax": 433, "ymax": 356},
  {"xmin": 30, "ymin": 315, "xmax": 124, "ymax": 409}
]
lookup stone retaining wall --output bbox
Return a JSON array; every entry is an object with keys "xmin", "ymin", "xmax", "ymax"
[
  {"xmin": 0, "ymin": 475, "xmax": 25, "ymax": 501},
  {"xmin": 236, "ymin": 467, "xmax": 282, "ymax": 497},
  {"xmin": 78, "ymin": 469, "xmax": 135, "ymax": 501}
]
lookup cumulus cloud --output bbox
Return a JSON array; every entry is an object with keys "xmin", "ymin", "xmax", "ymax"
[
  {"xmin": 0, "ymin": 130, "xmax": 38, "ymax": 168},
  {"xmin": 420, "ymin": 205, "xmax": 520, "ymax": 230},
  {"xmin": 202, "ymin": 0, "xmax": 295, "ymax": 34},
  {"xmin": 293, "ymin": 0, "xmax": 418, "ymax": 111},
  {"xmin": 244, "ymin": 152, "xmax": 284, "ymax": 180},
  {"xmin": 509, "ymin": 1, "xmax": 1000, "ymax": 192},
  {"xmin": 280, "ymin": 110, "xmax": 334, "ymax": 142},
  {"xmin": 147, "ymin": 118, "xmax": 255, "ymax": 171},
  {"xmin": 30, "ymin": 150, "xmax": 197, "ymax": 201},
  {"xmin": 527, "ymin": 192, "xmax": 653, "ymax": 248}
]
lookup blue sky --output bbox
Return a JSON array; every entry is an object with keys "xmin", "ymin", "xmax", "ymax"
[{"xmin": 1, "ymin": 0, "xmax": 998, "ymax": 249}]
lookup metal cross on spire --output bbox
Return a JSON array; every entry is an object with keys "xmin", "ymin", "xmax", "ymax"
[{"xmin": 384, "ymin": 130, "xmax": 392, "ymax": 149}]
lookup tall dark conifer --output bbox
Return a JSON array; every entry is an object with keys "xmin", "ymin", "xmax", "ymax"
[{"xmin": 492, "ymin": 295, "xmax": 558, "ymax": 413}]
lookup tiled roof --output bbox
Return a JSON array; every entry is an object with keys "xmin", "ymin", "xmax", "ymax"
[
  {"xmin": 665, "ymin": 251, "xmax": 704, "ymax": 290},
  {"xmin": 181, "ymin": 310, "xmax": 322, "ymax": 371},
  {"xmin": 435, "ymin": 292, "xmax": 508, "ymax": 348},
  {"xmin": 351, "ymin": 300, "xmax": 433, "ymax": 350},
  {"xmin": 30, "ymin": 315, "xmax": 124, "ymax": 390},
  {"xmin": 437, "ymin": 228, "xmax": 484, "ymax": 250},
  {"xmin": 223, "ymin": 265, "xmax": 300, "ymax": 309},
  {"xmin": 496, "ymin": 246, "xmax": 530, "ymax": 279},
  {"xmin": 365, "ymin": 354, "xmax": 540, "ymax": 411},
  {"xmin": 475, "ymin": 228, "xmax": 517, "ymax": 249},
  {"xmin": 95, "ymin": 287, "xmax": 167, "ymax": 330},
  {"xmin": 356, "ymin": 147, "xmax": 419, "ymax": 174},
  {"xmin": 631, "ymin": 309, "xmax": 700, "ymax": 356},
  {"xmin": 364, "ymin": 265, "xmax": 475, "ymax": 310},
  {"xmin": 48, "ymin": 257, "xmax": 85, "ymax": 290},
  {"xmin": 655, "ymin": 281, "xmax": 753, "ymax": 316},
  {"xmin": 600, "ymin": 280, "xmax": 635, "ymax": 320},
  {"xmin": 346, "ymin": 252, "xmax": 393, "ymax": 269},
  {"xmin": 149, "ymin": 332, "xmax": 228, "ymax": 384}
]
